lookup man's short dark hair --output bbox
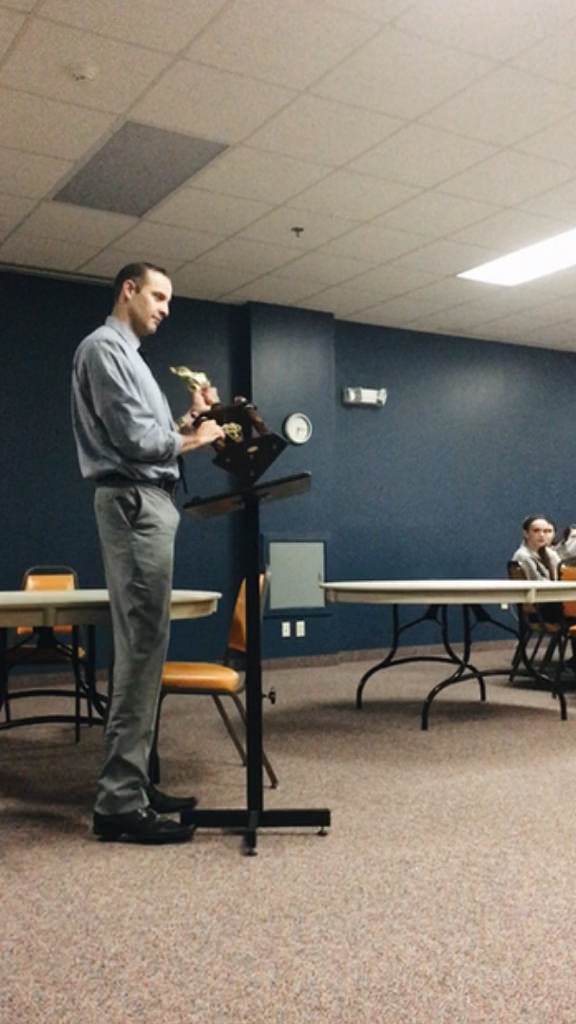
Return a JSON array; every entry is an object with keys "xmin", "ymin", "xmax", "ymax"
[{"xmin": 112, "ymin": 262, "xmax": 168, "ymax": 304}]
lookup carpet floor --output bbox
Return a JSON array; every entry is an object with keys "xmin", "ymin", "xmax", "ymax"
[{"xmin": 2, "ymin": 644, "xmax": 576, "ymax": 1024}]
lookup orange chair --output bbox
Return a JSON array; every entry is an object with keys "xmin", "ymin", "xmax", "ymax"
[
  {"xmin": 0, "ymin": 566, "xmax": 90, "ymax": 740},
  {"xmin": 555, "ymin": 562, "xmax": 576, "ymax": 668},
  {"xmin": 507, "ymin": 561, "xmax": 562, "ymax": 682},
  {"xmin": 153, "ymin": 576, "xmax": 278, "ymax": 788}
]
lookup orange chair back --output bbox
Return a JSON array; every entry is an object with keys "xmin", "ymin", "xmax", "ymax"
[
  {"xmin": 25, "ymin": 573, "xmax": 76, "ymax": 592},
  {"xmin": 227, "ymin": 575, "xmax": 266, "ymax": 654},
  {"xmin": 559, "ymin": 562, "xmax": 576, "ymax": 618},
  {"xmin": 17, "ymin": 571, "xmax": 76, "ymax": 636},
  {"xmin": 507, "ymin": 560, "xmax": 534, "ymax": 613}
]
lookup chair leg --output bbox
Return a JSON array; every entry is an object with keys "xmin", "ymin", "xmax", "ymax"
[
  {"xmin": 149, "ymin": 694, "xmax": 165, "ymax": 785},
  {"xmin": 212, "ymin": 694, "xmax": 247, "ymax": 765},
  {"xmin": 0, "ymin": 628, "xmax": 11, "ymax": 725},
  {"xmin": 223, "ymin": 693, "xmax": 279, "ymax": 790}
]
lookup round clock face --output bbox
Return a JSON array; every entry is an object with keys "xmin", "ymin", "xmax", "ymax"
[{"xmin": 282, "ymin": 412, "xmax": 313, "ymax": 445}]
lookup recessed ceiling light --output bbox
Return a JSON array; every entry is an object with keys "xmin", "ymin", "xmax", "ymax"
[{"xmin": 458, "ymin": 226, "xmax": 576, "ymax": 286}]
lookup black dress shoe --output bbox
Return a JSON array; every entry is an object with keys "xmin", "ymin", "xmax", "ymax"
[
  {"xmin": 147, "ymin": 784, "xmax": 198, "ymax": 814},
  {"xmin": 93, "ymin": 806, "xmax": 194, "ymax": 844}
]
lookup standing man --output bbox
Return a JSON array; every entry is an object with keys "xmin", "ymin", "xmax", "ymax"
[{"xmin": 71, "ymin": 262, "xmax": 224, "ymax": 843}]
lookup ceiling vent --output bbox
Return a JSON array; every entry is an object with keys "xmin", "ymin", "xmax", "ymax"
[{"xmin": 54, "ymin": 121, "xmax": 227, "ymax": 216}]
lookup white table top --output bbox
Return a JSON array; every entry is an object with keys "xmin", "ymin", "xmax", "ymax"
[
  {"xmin": 321, "ymin": 579, "xmax": 576, "ymax": 606},
  {"xmin": 0, "ymin": 589, "xmax": 221, "ymax": 628}
]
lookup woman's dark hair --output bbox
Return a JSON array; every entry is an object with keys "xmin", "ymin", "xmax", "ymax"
[{"xmin": 522, "ymin": 515, "xmax": 555, "ymax": 533}]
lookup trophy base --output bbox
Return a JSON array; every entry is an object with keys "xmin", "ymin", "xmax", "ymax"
[{"xmin": 212, "ymin": 433, "xmax": 287, "ymax": 484}]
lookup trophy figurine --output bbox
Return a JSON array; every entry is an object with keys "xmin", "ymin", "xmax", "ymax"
[{"xmin": 170, "ymin": 366, "xmax": 286, "ymax": 484}]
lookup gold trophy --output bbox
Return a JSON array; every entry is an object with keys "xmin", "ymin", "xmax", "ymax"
[{"xmin": 170, "ymin": 366, "xmax": 286, "ymax": 484}]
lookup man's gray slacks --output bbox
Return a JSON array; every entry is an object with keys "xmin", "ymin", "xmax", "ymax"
[{"xmin": 94, "ymin": 483, "xmax": 180, "ymax": 815}]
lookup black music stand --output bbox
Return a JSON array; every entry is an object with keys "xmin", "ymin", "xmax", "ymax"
[{"xmin": 181, "ymin": 471, "xmax": 331, "ymax": 854}]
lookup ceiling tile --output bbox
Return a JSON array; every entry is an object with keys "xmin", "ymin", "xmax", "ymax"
[
  {"xmin": 450, "ymin": 208, "xmax": 572, "ymax": 250},
  {"xmin": 395, "ymin": 0, "xmax": 575, "ymax": 60},
  {"xmin": 275, "ymin": 250, "xmax": 372, "ymax": 286},
  {"xmin": 0, "ymin": 19, "xmax": 171, "ymax": 113},
  {"xmin": 392, "ymin": 238, "xmax": 499, "ymax": 276},
  {"xmin": 0, "ymin": 233, "xmax": 101, "ymax": 270},
  {"xmin": 38, "ymin": 0, "xmax": 229, "ymax": 53},
  {"xmin": 422, "ymin": 66, "xmax": 576, "ymax": 146},
  {"xmin": 0, "ymin": 7, "xmax": 25, "ymax": 56},
  {"xmin": 0, "ymin": 194, "xmax": 35, "ymax": 239},
  {"xmin": 113, "ymin": 221, "xmax": 223, "ymax": 263},
  {"xmin": 390, "ymin": 275, "xmax": 489, "ymax": 309},
  {"xmin": 191, "ymin": 147, "xmax": 331, "ymax": 205},
  {"xmin": 131, "ymin": 61, "xmax": 295, "ymax": 144},
  {"xmin": 1, "ymin": 87, "xmax": 115, "ymax": 158},
  {"xmin": 360, "ymin": 291, "xmax": 464, "ymax": 325},
  {"xmin": 246, "ymin": 94, "xmax": 402, "ymax": 164},
  {"xmin": 287, "ymin": 170, "xmax": 418, "ymax": 221},
  {"xmin": 377, "ymin": 190, "xmax": 498, "ymax": 237},
  {"xmin": 408, "ymin": 305, "xmax": 500, "ymax": 335},
  {"xmin": 149, "ymin": 188, "xmax": 272, "ymax": 234},
  {"xmin": 313, "ymin": 25, "xmax": 494, "ymax": 119},
  {"xmin": 11, "ymin": 201, "xmax": 136, "ymax": 245},
  {"xmin": 171, "ymin": 260, "xmax": 260, "ymax": 299},
  {"xmin": 314, "ymin": 0, "xmax": 412, "ymax": 20},
  {"xmin": 338, "ymin": 304, "xmax": 410, "ymax": 326},
  {"xmin": 221, "ymin": 274, "xmax": 321, "ymax": 305},
  {"xmin": 239, "ymin": 206, "xmax": 359, "ymax": 249},
  {"xmin": 0, "ymin": 147, "xmax": 72, "ymax": 197},
  {"xmin": 348, "ymin": 124, "xmax": 498, "ymax": 189},
  {"xmin": 321, "ymin": 223, "xmax": 428, "ymax": 262},
  {"xmin": 521, "ymin": 320, "xmax": 576, "ymax": 347},
  {"xmin": 521, "ymin": 179, "xmax": 576, "ymax": 220},
  {"xmin": 79, "ymin": 248, "xmax": 184, "ymax": 278},
  {"xmin": 198, "ymin": 237, "xmax": 299, "ymax": 275},
  {"xmin": 342, "ymin": 263, "xmax": 441, "ymax": 298},
  {"xmin": 185, "ymin": 0, "xmax": 380, "ymax": 89},
  {"xmin": 297, "ymin": 283, "xmax": 378, "ymax": 316},
  {"xmin": 516, "ymin": 112, "xmax": 576, "ymax": 167},
  {"xmin": 512, "ymin": 19, "xmax": 576, "ymax": 87},
  {"xmin": 1, "ymin": 0, "xmax": 37, "ymax": 9},
  {"xmin": 440, "ymin": 150, "xmax": 573, "ymax": 205}
]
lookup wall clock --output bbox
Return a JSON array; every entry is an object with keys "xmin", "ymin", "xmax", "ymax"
[{"xmin": 282, "ymin": 412, "xmax": 313, "ymax": 445}]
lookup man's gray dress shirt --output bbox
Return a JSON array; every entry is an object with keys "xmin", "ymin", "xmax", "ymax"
[{"xmin": 71, "ymin": 315, "xmax": 183, "ymax": 482}]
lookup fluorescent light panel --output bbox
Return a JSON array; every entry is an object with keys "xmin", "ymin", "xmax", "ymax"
[{"xmin": 458, "ymin": 226, "xmax": 576, "ymax": 286}]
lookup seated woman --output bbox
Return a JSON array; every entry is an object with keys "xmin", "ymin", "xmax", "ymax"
[
  {"xmin": 512, "ymin": 515, "xmax": 559, "ymax": 579},
  {"xmin": 511, "ymin": 515, "xmax": 561, "ymax": 625}
]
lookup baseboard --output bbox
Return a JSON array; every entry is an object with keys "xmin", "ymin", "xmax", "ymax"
[{"xmin": 262, "ymin": 638, "xmax": 516, "ymax": 671}]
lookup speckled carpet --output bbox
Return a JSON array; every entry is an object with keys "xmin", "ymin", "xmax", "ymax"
[{"xmin": 2, "ymin": 644, "xmax": 576, "ymax": 1024}]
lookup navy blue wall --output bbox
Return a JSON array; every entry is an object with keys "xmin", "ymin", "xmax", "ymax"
[
  {"xmin": 248, "ymin": 303, "xmax": 336, "ymax": 657},
  {"xmin": 332, "ymin": 320, "xmax": 576, "ymax": 649},
  {"xmin": 2, "ymin": 269, "xmax": 576, "ymax": 659}
]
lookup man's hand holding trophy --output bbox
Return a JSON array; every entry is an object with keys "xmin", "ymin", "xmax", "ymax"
[{"xmin": 171, "ymin": 366, "xmax": 286, "ymax": 484}]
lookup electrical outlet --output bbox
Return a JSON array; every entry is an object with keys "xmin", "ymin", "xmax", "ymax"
[
  {"xmin": 282, "ymin": 621, "xmax": 291, "ymax": 638},
  {"xmin": 296, "ymin": 620, "xmax": 306, "ymax": 637}
]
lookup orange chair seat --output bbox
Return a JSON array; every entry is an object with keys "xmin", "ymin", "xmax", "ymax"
[{"xmin": 162, "ymin": 662, "xmax": 240, "ymax": 693}]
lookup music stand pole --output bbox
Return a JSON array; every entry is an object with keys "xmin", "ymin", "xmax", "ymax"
[{"xmin": 181, "ymin": 472, "xmax": 331, "ymax": 854}]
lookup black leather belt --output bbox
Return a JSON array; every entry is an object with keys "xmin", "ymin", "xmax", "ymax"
[{"xmin": 95, "ymin": 474, "xmax": 178, "ymax": 495}]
